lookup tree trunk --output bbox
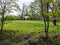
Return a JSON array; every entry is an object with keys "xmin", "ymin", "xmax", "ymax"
[
  {"xmin": 41, "ymin": 0, "xmax": 49, "ymax": 39},
  {"xmin": 0, "ymin": 5, "xmax": 6, "ymax": 42},
  {"xmin": 1, "ymin": 15, "xmax": 4, "ymax": 31},
  {"xmin": 0, "ymin": 5, "xmax": 6, "ymax": 31},
  {"xmin": 46, "ymin": 3, "xmax": 49, "ymax": 39}
]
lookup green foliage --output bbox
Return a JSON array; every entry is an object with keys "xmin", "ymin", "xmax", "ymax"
[
  {"xmin": 35, "ymin": 0, "xmax": 53, "ymax": 3},
  {"xmin": 29, "ymin": 14, "xmax": 41, "ymax": 20},
  {"xmin": 58, "ymin": 2, "xmax": 60, "ymax": 7},
  {"xmin": 5, "ymin": 15, "xmax": 21, "ymax": 20},
  {"xmin": 44, "ymin": 12, "xmax": 52, "ymax": 17},
  {"xmin": 44, "ymin": 0, "xmax": 53, "ymax": 3}
]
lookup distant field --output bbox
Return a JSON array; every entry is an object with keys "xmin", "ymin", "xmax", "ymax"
[{"xmin": 3, "ymin": 20, "xmax": 60, "ymax": 34}]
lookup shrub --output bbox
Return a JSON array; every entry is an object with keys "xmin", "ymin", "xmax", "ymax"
[{"xmin": 5, "ymin": 15, "xmax": 21, "ymax": 20}]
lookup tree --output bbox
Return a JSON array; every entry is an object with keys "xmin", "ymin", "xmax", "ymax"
[
  {"xmin": 29, "ymin": 2, "xmax": 41, "ymax": 20},
  {"xmin": 0, "ymin": 0, "xmax": 14, "ymax": 31},
  {"xmin": 34, "ymin": 0, "xmax": 60, "ymax": 40},
  {"xmin": 20, "ymin": 4, "xmax": 27, "ymax": 20},
  {"xmin": 35, "ymin": 0, "xmax": 54, "ymax": 39},
  {"xmin": 0, "ymin": 0, "xmax": 20, "ymax": 31},
  {"xmin": 0, "ymin": 0, "xmax": 19, "ymax": 41}
]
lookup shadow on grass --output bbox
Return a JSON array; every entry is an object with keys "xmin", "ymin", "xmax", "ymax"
[{"xmin": 0, "ymin": 30, "xmax": 60, "ymax": 45}]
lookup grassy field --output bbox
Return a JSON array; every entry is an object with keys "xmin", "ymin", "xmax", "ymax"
[
  {"xmin": 1, "ymin": 20, "xmax": 60, "ymax": 45},
  {"xmin": 3, "ymin": 20, "xmax": 60, "ymax": 33}
]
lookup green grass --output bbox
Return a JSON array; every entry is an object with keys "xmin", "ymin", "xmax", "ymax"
[
  {"xmin": 1, "ymin": 20, "xmax": 60, "ymax": 45},
  {"xmin": 3, "ymin": 20, "xmax": 60, "ymax": 34}
]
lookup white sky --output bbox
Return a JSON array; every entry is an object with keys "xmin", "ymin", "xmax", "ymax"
[
  {"xmin": 19, "ymin": 0, "xmax": 33, "ymax": 4},
  {"xmin": 10, "ymin": 0, "xmax": 34, "ymax": 16},
  {"xmin": 18, "ymin": 0, "xmax": 34, "ymax": 3},
  {"xmin": 17, "ymin": 0, "xmax": 34, "ymax": 8}
]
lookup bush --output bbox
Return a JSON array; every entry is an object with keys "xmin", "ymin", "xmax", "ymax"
[
  {"xmin": 5, "ymin": 15, "xmax": 21, "ymax": 20},
  {"xmin": 29, "ymin": 15, "xmax": 41, "ymax": 20}
]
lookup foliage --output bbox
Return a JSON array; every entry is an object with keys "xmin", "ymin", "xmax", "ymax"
[{"xmin": 5, "ymin": 15, "xmax": 21, "ymax": 20}]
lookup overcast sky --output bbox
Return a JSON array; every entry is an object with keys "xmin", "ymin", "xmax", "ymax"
[
  {"xmin": 17, "ymin": 0, "xmax": 34, "ymax": 8},
  {"xmin": 18, "ymin": 0, "xmax": 34, "ymax": 4},
  {"xmin": 10, "ymin": 0, "xmax": 34, "ymax": 16}
]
